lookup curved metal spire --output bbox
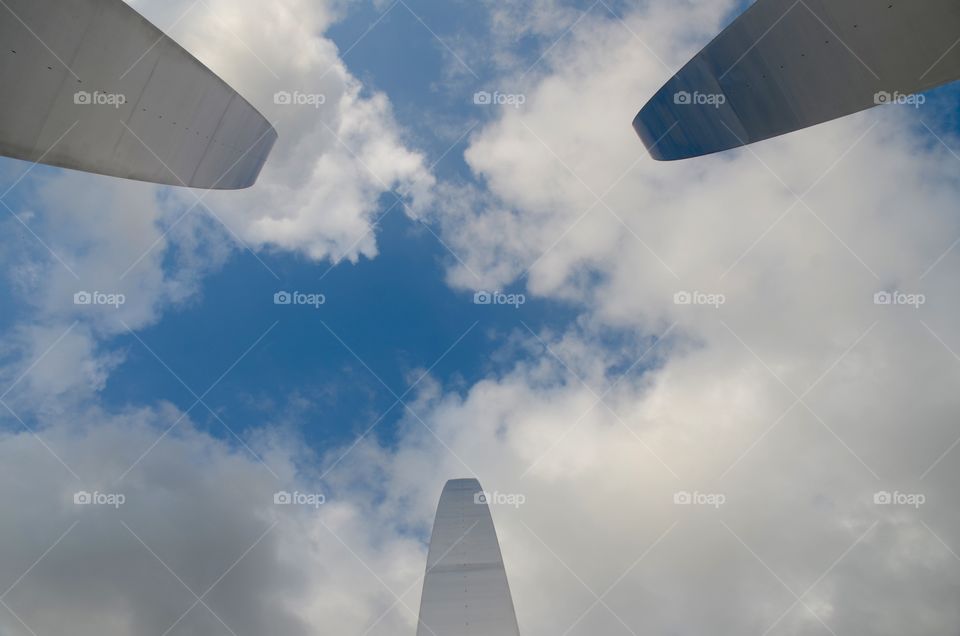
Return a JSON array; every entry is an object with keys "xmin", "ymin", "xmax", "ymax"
[
  {"xmin": 417, "ymin": 479, "xmax": 521, "ymax": 636},
  {"xmin": 634, "ymin": 0, "xmax": 960, "ymax": 160},
  {"xmin": 0, "ymin": 0, "xmax": 276, "ymax": 188}
]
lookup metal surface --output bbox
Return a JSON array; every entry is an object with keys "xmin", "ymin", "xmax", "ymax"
[
  {"xmin": 634, "ymin": 0, "xmax": 960, "ymax": 160},
  {"xmin": 0, "ymin": 0, "xmax": 276, "ymax": 188},
  {"xmin": 417, "ymin": 479, "xmax": 521, "ymax": 636}
]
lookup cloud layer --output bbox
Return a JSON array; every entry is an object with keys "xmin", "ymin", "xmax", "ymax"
[
  {"xmin": 2, "ymin": 1, "xmax": 960, "ymax": 636},
  {"xmin": 132, "ymin": 0, "xmax": 435, "ymax": 263}
]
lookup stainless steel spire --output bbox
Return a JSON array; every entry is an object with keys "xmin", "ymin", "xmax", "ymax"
[
  {"xmin": 634, "ymin": 0, "xmax": 960, "ymax": 160},
  {"xmin": 0, "ymin": 0, "xmax": 276, "ymax": 188},
  {"xmin": 417, "ymin": 479, "xmax": 521, "ymax": 636}
]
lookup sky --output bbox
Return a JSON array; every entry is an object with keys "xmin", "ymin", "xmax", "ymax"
[{"xmin": 1, "ymin": 1, "xmax": 960, "ymax": 635}]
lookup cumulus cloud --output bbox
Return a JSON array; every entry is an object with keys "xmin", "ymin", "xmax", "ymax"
[
  {"xmin": 130, "ymin": 0, "xmax": 435, "ymax": 263},
  {"xmin": 361, "ymin": 323, "xmax": 960, "ymax": 634},
  {"xmin": 0, "ymin": 169, "xmax": 235, "ymax": 402},
  {"xmin": 3, "ymin": 1, "xmax": 960, "ymax": 636},
  {"xmin": 0, "ymin": 406, "xmax": 428, "ymax": 636},
  {"xmin": 0, "ymin": 6, "xmax": 442, "ymax": 629},
  {"xmin": 0, "ymin": 0, "xmax": 435, "ymax": 410},
  {"xmin": 405, "ymin": 0, "xmax": 960, "ymax": 633},
  {"xmin": 4, "ymin": 171, "xmax": 231, "ymax": 330}
]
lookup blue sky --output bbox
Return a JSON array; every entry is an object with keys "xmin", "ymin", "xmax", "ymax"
[
  {"xmin": 99, "ymin": 205, "xmax": 574, "ymax": 451},
  {"xmin": 2, "ymin": 0, "xmax": 958, "ymax": 476},
  {"xmin": 3, "ymin": 1, "xmax": 960, "ymax": 634},
  {"xmin": 85, "ymin": 2, "xmax": 960, "ymax": 461},
  {"xmin": 39, "ymin": 1, "xmax": 587, "ymax": 454}
]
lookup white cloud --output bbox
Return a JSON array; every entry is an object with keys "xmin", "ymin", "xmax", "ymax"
[
  {"xmin": 129, "ymin": 0, "xmax": 435, "ymax": 263},
  {"xmin": 6, "ymin": 171, "xmax": 231, "ymax": 331},
  {"xmin": 3, "ymin": 2, "xmax": 960, "ymax": 635},
  {"xmin": 0, "ymin": 405, "xmax": 429, "ymax": 636},
  {"xmin": 0, "ymin": 0, "xmax": 435, "ymax": 402},
  {"xmin": 405, "ymin": 1, "xmax": 960, "ymax": 632},
  {"xmin": 0, "ymin": 168, "xmax": 236, "ymax": 401},
  {"xmin": 329, "ymin": 319, "xmax": 960, "ymax": 634}
]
